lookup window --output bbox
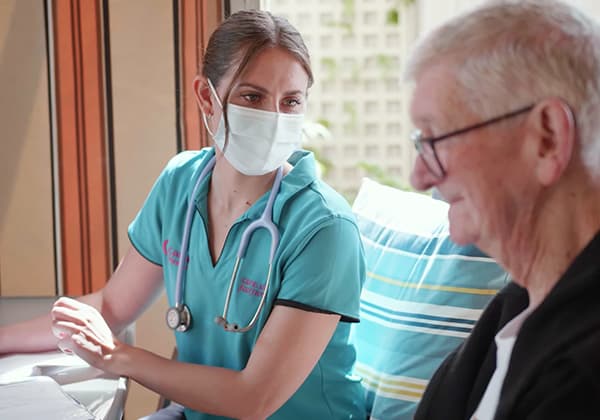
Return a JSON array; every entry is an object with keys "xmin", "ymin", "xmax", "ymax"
[
  {"xmin": 342, "ymin": 79, "xmax": 357, "ymax": 92},
  {"xmin": 364, "ymin": 56, "xmax": 377, "ymax": 69},
  {"xmin": 321, "ymin": 80, "xmax": 334, "ymax": 93},
  {"xmin": 364, "ymin": 11, "xmax": 377, "ymax": 25},
  {"xmin": 341, "ymin": 57, "xmax": 356, "ymax": 73},
  {"xmin": 322, "ymin": 145, "xmax": 336, "ymax": 159},
  {"xmin": 387, "ymin": 101, "xmax": 401, "ymax": 113},
  {"xmin": 343, "ymin": 123, "xmax": 355, "ymax": 136},
  {"xmin": 344, "ymin": 144, "xmax": 358, "ymax": 157},
  {"xmin": 387, "ymin": 144, "xmax": 403, "ymax": 157},
  {"xmin": 320, "ymin": 12, "xmax": 333, "ymax": 24},
  {"xmin": 363, "ymin": 79, "xmax": 377, "ymax": 91},
  {"xmin": 386, "ymin": 33, "xmax": 400, "ymax": 47},
  {"xmin": 298, "ymin": 12, "xmax": 310, "ymax": 26},
  {"xmin": 343, "ymin": 166, "xmax": 358, "ymax": 178},
  {"xmin": 364, "ymin": 34, "xmax": 377, "ymax": 48},
  {"xmin": 320, "ymin": 34, "xmax": 333, "ymax": 48},
  {"xmin": 365, "ymin": 144, "xmax": 379, "ymax": 157},
  {"xmin": 386, "ymin": 123, "xmax": 402, "ymax": 135},
  {"xmin": 365, "ymin": 123, "xmax": 378, "ymax": 136},
  {"xmin": 342, "ymin": 33, "xmax": 355, "ymax": 48},
  {"xmin": 389, "ymin": 166, "xmax": 404, "ymax": 177},
  {"xmin": 321, "ymin": 101, "xmax": 335, "ymax": 115},
  {"xmin": 365, "ymin": 101, "xmax": 378, "ymax": 114},
  {"xmin": 385, "ymin": 78, "xmax": 399, "ymax": 91}
]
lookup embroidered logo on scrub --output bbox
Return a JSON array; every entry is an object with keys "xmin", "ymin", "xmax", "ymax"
[
  {"xmin": 162, "ymin": 240, "xmax": 189, "ymax": 268},
  {"xmin": 238, "ymin": 278, "xmax": 265, "ymax": 297}
]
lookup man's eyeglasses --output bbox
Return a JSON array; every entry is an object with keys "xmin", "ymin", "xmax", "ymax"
[{"xmin": 410, "ymin": 104, "xmax": 534, "ymax": 179}]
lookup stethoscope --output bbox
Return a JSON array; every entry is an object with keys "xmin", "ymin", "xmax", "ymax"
[{"xmin": 166, "ymin": 155, "xmax": 283, "ymax": 333}]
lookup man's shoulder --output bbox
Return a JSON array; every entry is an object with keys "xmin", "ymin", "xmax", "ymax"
[{"xmin": 563, "ymin": 325, "xmax": 600, "ymax": 372}]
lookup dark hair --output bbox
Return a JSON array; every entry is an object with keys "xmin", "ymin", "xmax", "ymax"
[{"xmin": 202, "ymin": 10, "xmax": 313, "ymax": 119}]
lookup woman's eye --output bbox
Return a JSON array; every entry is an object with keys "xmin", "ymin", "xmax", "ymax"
[
  {"xmin": 283, "ymin": 98, "xmax": 302, "ymax": 107},
  {"xmin": 242, "ymin": 93, "xmax": 261, "ymax": 103}
]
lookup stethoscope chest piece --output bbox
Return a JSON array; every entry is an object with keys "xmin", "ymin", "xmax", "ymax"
[{"xmin": 166, "ymin": 304, "xmax": 191, "ymax": 332}]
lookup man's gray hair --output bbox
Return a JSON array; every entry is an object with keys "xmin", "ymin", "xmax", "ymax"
[{"xmin": 405, "ymin": 0, "xmax": 600, "ymax": 180}]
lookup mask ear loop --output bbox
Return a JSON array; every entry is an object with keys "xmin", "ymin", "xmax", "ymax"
[
  {"xmin": 201, "ymin": 78, "xmax": 224, "ymax": 138},
  {"xmin": 202, "ymin": 78, "xmax": 232, "ymax": 153},
  {"xmin": 201, "ymin": 113, "xmax": 216, "ymax": 137}
]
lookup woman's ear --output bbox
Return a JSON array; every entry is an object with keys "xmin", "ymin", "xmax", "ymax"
[
  {"xmin": 528, "ymin": 98, "xmax": 576, "ymax": 186},
  {"xmin": 193, "ymin": 76, "xmax": 214, "ymax": 116}
]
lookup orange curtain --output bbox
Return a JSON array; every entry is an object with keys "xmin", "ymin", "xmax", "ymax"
[
  {"xmin": 51, "ymin": 0, "xmax": 223, "ymax": 295},
  {"xmin": 179, "ymin": 0, "xmax": 223, "ymax": 150},
  {"xmin": 53, "ymin": 0, "xmax": 113, "ymax": 295}
]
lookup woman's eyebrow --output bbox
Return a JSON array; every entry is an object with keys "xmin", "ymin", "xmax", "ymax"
[
  {"xmin": 236, "ymin": 83, "xmax": 269, "ymax": 93},
  {"xmin": 236, "ymin": 83, "xmax": 304, "ymax": 96}
]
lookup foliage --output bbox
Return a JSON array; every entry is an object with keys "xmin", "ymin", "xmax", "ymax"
[
  {"xmin": 317, "ymin": 118, "xmax": 331, "ymax": 129},
  {"xmin": 303, "ymin": 145, "xmax": 333, "ymax": 178},
  {"xmin": 357, "ymin": 161, "xmax": 416, "ymax": 192},
  {"xmin": 326, "ymin": 0, "xmax": 355, "ymax": 34},
  {"xmin": 320, "ymin": 57, "xmax": 337, "ymax": 80},
  {"xmin": 386, "ymin": 0, "xmax": 416, "ymax": 26},
  {"xmin": 386, "ymin": 9, "xmax": 399, "ymax": 25},
  {"xmin": 343, "ymin": 102, "xmax": 358, "ymax": 128},
  {"xmin": 376, "ymin": 54, "xmax": 394, "ymax": 78}
]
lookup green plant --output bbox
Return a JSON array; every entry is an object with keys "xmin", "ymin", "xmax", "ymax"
[
  {"xmin": 320, "ymin": 57, "xmax": 337, "ymax": 80},
  {"xmin": 386, "ymin": 0, "xmax": 416, "ymax": 26},
  {"xmin": 343, "ymin": 102, "xmax": 357, "ymax": 129},
  {"xmin": 303, "ymin": 145, "xmax": 333, "ymax": 178}
]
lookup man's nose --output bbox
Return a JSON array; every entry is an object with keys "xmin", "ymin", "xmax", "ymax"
[{"xmin": 410, "ymin": 155, "xmax": 439, "ymax": 191}]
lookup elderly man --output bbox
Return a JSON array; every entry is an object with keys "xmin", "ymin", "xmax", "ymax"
[{"xmin": 406, "ymin": 1, "xmax": 600, "ymax": 419}]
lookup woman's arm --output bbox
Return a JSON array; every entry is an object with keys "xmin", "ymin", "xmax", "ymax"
[
  {"xmin": 57, "ymin": 304, "xmax": 340, "ymax": 420},
  {"xmin": 0, "ymin": 246, "xmax": 164, "ymax": 355},
  {"xmin": 54, "ymin": 219, "xmax": 361, "ymax": 418}
]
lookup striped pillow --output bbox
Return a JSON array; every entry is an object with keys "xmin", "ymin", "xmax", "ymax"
[{"xmin": 350, "ymin": 178, "xmax": 509, "ymax": 420}]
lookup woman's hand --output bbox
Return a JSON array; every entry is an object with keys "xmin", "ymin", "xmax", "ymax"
[{"xmin": 51, "ymin": 297, "xmax": 128, "ymax": 376}]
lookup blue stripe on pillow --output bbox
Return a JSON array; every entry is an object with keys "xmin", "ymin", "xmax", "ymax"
[{"xmin": 350, "ymin": 179, "xmax": 509, "ymax": 420}]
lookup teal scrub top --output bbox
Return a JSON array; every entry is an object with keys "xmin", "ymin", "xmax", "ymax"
[{"xmin": 128, "ymin": 148, "xmax": 366, "ymax": 419}]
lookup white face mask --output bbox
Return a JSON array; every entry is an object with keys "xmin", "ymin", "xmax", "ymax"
[{"xmin": 202, "ymin": 79, "xmax": 305, "ymax": 176}]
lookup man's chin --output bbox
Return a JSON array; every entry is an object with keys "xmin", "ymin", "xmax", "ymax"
[{"xmin": 448, "ymin": 224, "xmax": 476, "ymax": 246}]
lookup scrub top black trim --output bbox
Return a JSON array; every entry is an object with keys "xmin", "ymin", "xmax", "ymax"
[{"xmin": 275, "ymin": 298, "xmax": 360, "ymax": 323}]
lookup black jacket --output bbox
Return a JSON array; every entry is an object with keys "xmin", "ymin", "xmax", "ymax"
[{"xmin": 414, "ymin": 231, "xmax": 600, "ymax": 420}]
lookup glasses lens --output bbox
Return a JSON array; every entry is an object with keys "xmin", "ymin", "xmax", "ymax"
[
  {"xmin": 419, "ymin": 141, "xmax": 444, "ymax": 179},
  {"xmin": 411, "ymin": 130, "xmax": 444, "ymax": 178},
  {"xmin": 410, "ymin": 130, "xmax": 423, "ymax": 152}
]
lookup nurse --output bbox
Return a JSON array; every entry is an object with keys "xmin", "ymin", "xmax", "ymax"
[{"xmin": 0, "ymin": 9, "xmax": 366, "ymax": 420}]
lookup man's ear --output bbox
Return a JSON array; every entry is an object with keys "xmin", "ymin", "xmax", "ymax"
[
  {"xmin": 527, "ymin": 98, "xmax": 575, "ymax": 186},
  {"xmin": 193, "ymin": 76, "xmax": 214, "ymax": 116}
]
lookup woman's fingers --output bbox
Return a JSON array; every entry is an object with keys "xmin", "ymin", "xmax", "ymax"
[
  {"xmin": 53, "ymin": 296, "xmax": 83, "ymax": 311},
  {"xmin": 72, "ymin": 333, "xmax": 103, "ymax": 356},
  {"xmin": 52, "ymin": 320, "xmax": 86, "ymax": 339},
  {"xmin": 53, "ymin": 320, "xmax": 115, "ymax": 350},
  {"xmin": 57, "ymin": 336, "xmax": 75, "ymax": 355},
  {"xmin": 58, "ymin": 333, "xmax": 102, "ymax": 367},
  {"xmin": 51, "ymin": 300, "xmax": 115, "ymax": 350},
  {"xmin": 51, "ymin": 305, "xmax": 85, "ymax": 324}
]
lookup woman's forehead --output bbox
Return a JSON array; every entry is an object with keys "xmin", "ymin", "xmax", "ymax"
[{"xmin": 237, "ymin": 47, "xmax": 308, "ymax": 87}]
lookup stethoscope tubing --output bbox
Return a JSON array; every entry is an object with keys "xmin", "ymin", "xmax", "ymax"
[
  {"xmin": 174, "ymin": 156, "xmax": 217, "ymax": 308},
  {"xmin": 217, "ymin": 167, "xmax": 282, "ymax": 331},
  {"xmin": 172, "ymin": 153, "xmax": 282, "ymax": 332}
]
